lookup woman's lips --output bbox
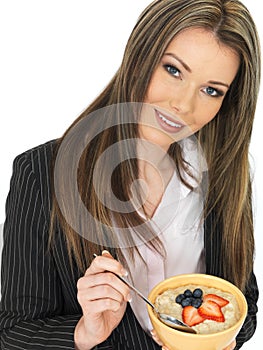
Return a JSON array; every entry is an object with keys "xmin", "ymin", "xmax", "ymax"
[{"xmin": 155, "ymin": 109, "xmax": 185, "ymax": 133}]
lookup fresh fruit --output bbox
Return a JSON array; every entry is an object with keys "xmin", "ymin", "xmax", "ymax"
[
  {"xmin": 193, "ymin": 288, "xmax": 203, "ymax": 298},
  {"xmin": 203, "ymin": 294, "xmax": 229, "ymax": 307},
  {"xmin": 184, "ymin": 289, "xmax": 193, "ymax": 298},
  {"xmin": 176, "ymin": 289, "xmax": 229, "ymax": 324},
  {"xmin": 191, "ymin": 298, "xmax": 202, "ymax": 309},
  {"xmin": 198, "ymin": 300, "xmax": 225, "ymax": 322},
  {"xmin": 175, "ymin": 294, "xmax": 185, "ymax": 304},
  {"xmin": 182, "ymin": 306, "xmax": 205, "ymax": 326},
  {"xmin": 181, "ymin": 297, "xmax": 193, "ymax": 307},
  {"xmin": 176, "ymin": 288, "xmax": 204, "ymax": 308}
]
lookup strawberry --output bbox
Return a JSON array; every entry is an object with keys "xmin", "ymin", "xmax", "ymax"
[
  {"xmin": 182, "ymin": 306, "xmax": 205, "ymax": 326},
  {"xmin": 203, "ymin": 294, "xmax": 229, "ymax": 307},
  {"xmin": 198, "ymin": 300, "xmax": 225, "ymax": 322}
]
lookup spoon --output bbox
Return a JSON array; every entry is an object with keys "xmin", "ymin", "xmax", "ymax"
[{"xmin": 93, "ymin": 253, "xmax": 196, "ymax": 334}]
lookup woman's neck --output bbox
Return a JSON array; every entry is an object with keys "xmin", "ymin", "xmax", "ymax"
[{"xmin": 137, "ymin": 141, "xmax": 174, "ymax": 218}]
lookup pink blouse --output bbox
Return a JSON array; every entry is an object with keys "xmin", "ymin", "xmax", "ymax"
[{"xmin": 121, "ymin": 137, "xmax": 207, "ymax": 333}]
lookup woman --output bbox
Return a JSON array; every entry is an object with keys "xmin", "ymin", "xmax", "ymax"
[{"xmin": 0, "ymin": 0, "xmax": 260, "ymax": 349}]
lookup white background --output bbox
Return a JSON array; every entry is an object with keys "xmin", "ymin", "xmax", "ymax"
[{"xmin": 0, "ymin": 1, "xmax": 262, "ymax": 348}]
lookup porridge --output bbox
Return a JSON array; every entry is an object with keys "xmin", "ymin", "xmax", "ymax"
[{"xmin": 155, "ymin": 284, "xmax": 241, "ymax": 334}]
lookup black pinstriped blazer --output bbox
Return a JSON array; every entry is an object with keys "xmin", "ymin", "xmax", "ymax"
[{"xmin": 0, "ymin": 140, "xmax": 259, "ymax": 349}]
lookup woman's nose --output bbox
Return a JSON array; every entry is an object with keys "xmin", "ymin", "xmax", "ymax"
[{"xmin": 170, "ymin": 84, "xmax": 196, "ymax": 115}]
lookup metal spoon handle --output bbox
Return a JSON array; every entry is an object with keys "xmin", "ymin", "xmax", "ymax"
[{"xmin": 93, "ymin": 253, "xmax": 156, "ymax": 310}]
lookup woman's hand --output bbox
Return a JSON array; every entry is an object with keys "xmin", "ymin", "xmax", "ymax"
[
  {"xmin": 151, "ymin": 329, "xmax": 169, "ymax": 350},
  {"xmin": 151, "ymin": 329, "xmax": 236, "ymax": 350},
  {"xmin": 223, "ymin": 340, "xmax": 236, "ymax": 350},
  {"xmin": 74, "ymin": 250, "xmax": 131, "ymax": 350}
]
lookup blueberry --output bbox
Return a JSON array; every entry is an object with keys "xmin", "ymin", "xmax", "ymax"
[
  {"xmin": 175, "ymin": 294, "xmax": 185, "ymax": 304},
  {"xmin": 181, "ymin": 297, "xmax": 192, "ymax": 307},
  {"xmin": 191, "ymin": 298, "xmax": 203, "ymax": 308},
  {"xmin": 183, "ymin": 289, "xmax": 193, "ymax": 298},
  {"xmin": 193, "ymin": 288, "xmax": 203, "ymax": 298}
]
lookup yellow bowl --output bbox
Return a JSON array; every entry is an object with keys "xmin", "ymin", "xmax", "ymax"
[{"xmin": 147, "ymin": 274, "xmax": 247, "ymax": 350}]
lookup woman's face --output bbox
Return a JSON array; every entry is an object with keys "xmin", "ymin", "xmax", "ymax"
[{"xmin": 140, "ymin": 27, "xmax": 240, "ymax": 150}]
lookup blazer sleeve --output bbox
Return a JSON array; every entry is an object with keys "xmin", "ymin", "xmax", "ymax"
[
  {"xmin": 0, "ymin": 147, "xmax": 159, "ymax": 350},
  {"xmin": 235, "ymin": 271, "xmax": 259, "ymax": 349},
  {"xmin": 205, "ymin": 210, "xmax": 259, "ymax": 349},
  {"xmin": 0, "ymin": 151, "xmax": 82, "ymax": 349}
]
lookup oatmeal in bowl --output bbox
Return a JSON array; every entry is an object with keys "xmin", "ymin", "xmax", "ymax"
[
  {"xmin": 155, "ymin": 284, "xmax": 240, "ymax": 334},
  {"xmin": 147, "ymin": 274, "xmax": 247, "ymax": 350}
]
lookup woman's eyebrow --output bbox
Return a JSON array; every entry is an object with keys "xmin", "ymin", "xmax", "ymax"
[
  {"xmin": 207, "ymin": 80, "xmax": 230, "ymax": 88},
  {"xmin": 163, "ymin": 52, "xmax": 192, "ymax": 72},
  {"xmin": 164, "ymin": 52, "xmax": 230, "ymax": 88}
]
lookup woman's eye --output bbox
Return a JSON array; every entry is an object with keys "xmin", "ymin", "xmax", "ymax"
[
  {"xmin": 164, "ymin": 64, "xmax": 180, "ymax": 77},
  {"xmin": 204, "ymin": 86, "xmax": 224, "ymax": 97}
]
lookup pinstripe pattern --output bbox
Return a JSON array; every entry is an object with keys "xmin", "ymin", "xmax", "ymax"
[{"xmin": 0, "ymin": 140, "xmax": 258, "ymax": 349}]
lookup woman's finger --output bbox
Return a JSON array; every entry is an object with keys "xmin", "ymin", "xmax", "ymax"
[
  {"xmin": 87, "ymin": 251, "xmax": 128, "ymax": 277},
  {"xmin": 78, "ymin": 284, "xmax": 123, "ymax": 303},
  {"xmin": 150, "ymin": 329, "xmax": 163, "ymax": 346},
  {"xmin": 77, "ymin": 272, "xmax": 131, "ymax": 301},
  {"xmin": 223, "ymin": 340, "xmax": 236, "ymax": 350},
  {"xmin": 150, "ymin": 329, "xmax": 170, "ymax": 349},
  {"xmin": 79, "ymin": 296, "xmax": 125, "ymax": 314}
]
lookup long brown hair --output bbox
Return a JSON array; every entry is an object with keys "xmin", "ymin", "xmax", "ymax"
[{"xmin": 50, "ymin": 0, "xmax": 261, "ymax": 292}]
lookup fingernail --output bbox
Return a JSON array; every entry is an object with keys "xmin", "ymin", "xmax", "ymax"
[
  {"xmin": 127, "ymin": 294, "xmax": 132, "ymax": 302},
  {"xmin": 121, "ymin": 268, "xmax": 128, "ymax": 277},
  {"xmin": 102, "ymin": 250, "xmax": 111, "ymax": 255}
]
